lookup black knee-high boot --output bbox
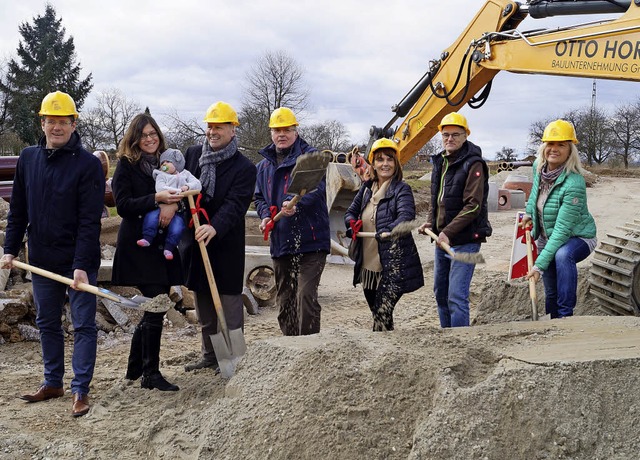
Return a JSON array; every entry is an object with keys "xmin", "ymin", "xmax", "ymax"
[
  {"xmin": 140, "ymin": 323, "xmax": 179, "ymax": 391},
  {"xmin": 125, "ymin": 324, "xmax": 143, "ymax": 380}
]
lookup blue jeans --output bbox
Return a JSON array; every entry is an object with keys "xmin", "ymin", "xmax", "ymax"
[
  {"xmin": 31, "ymin": 270, "xmax": 98, "ymax": 395},
  {"xmin": 433, "ymin": 243, "xmax": 480, "ymax": 328},
  {"xmin": 541, "ymin": 237, "xmax": 592, "ymax": 318},
  {"xmin": 141, "ymin": 208, "xmax": 186, "ymax": 252}
]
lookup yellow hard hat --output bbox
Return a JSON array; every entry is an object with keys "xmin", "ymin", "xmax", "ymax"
[
  {"xmin": 38, "ymin": 91, "xmax": 79, "ymax": 118},
  {"xmin": 542, "ymin": 119, "xmax": 579, "ymax": 144},
  {"xmin": 438, "ymin": 112, "xmax": 470, "ymax": 135},
  {"xmin": 368, "ymin": 138, "xmax": 398, "ymax": 163},
  {"xmin": 269, "ymin": 107, "xmax": 298, "ymax": 128},
  {"xmin": 203, "ymin": 101, "xmax": 240, "ymax": 126}
]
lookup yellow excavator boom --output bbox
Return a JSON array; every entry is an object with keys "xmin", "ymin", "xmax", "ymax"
[{"xmin": 371, "ymin": 0, "xmax": 640, "ymax": 164}]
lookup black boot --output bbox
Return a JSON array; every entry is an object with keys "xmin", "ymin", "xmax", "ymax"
[
  {"xmin": 124, "ymin": 325, "xmax": 143, "ymax": 380},
  {"xmin": 140, "ymin": 323, "xmax": 179, "ymax": 391}
]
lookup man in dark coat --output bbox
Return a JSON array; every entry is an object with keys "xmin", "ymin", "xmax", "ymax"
[
  {"xmin": 181, "ymin": 102, "xmax": 256, "ymax": 372},
  {"xmin": 1, "ymin": 91, "xmax": 105, "ymax": 417},
  {"xmin": 419, "ymin": 112, "xmax": 491, "ymax": 328},
  {"xmin": 255, "ymin": 107, "xmax": 330, "ymax": 336}
]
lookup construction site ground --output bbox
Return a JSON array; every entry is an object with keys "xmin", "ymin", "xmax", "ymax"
[{"xmin": 1, "ymin": 174, "xmax": 640, "ymax": 460}]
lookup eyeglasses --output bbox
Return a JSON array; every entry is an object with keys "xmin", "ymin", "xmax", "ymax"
[
  {"xmin": 141, "ymin": 131, "xmax": 159, "ymax": 140},
  {"xmin": 44, "ymin": 119, "xmax": 74, "ymax": 127},
  {"xmin": 441, "ymin": 132, "xmax": 465, "ymax": 139},
  {"xmin": 270, "ymin": 127, "xmax": 296, "ymax": 134}
]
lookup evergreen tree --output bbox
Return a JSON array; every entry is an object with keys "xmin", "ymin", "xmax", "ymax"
[{"xmin": 0, "ymin": 4, "xmax": 92, "ymax": 145}]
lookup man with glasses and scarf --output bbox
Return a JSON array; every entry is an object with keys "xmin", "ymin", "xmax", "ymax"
[
  {"xmin": 2, "ymin": 91, "xmax": 105, "ymax": 416},
  {"xmin": 418, "ymin": 112, "xmax": 491, "ymax": 328},
  {"xmin": 255, "ymin": 107, "xmax": 330, "ymax": 336},
  {"xmin": 182, "ymin": 101, "xmax": 256, "ymax": 373}
]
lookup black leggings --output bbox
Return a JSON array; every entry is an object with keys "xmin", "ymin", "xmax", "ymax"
[{"xmin": 363, "ymin": 285, "xmax": 401, "ymax": 332}]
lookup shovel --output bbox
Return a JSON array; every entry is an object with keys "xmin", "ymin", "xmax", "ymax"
[
  {"xmin": 420, "ymin": 227, "xmax": 485, "ymax": 265},
  {"xmin": 264, "ymin": 151, "xmax": 332, "ymax": 238},
  {"xmin": 184, "ymin": 190, "xmax": 246, "ymax": 378},
  {"xmin": 525, "ymin": 229, "xmax": 539, "ymax": 321},
  {"xmin": 10, "ymin": 260, "xmax": 157, "ymax": 310}
]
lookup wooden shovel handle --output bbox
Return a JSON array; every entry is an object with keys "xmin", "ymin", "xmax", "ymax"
[
  {"xmin": 356, "ymin": 232, "xmax": 390, "ymax": 238},
  {"xmin": 10, "ymin": 260, "xmax": 120, "ymax": 303},
  {"xmin": 273, "ymin": 191, "xmax": 305, "ymax": 223},
  {"xmin": 525, "ymin": 229, "xmax": 538, "ymax": 320},
  {"xmin": 185, "ymin": 193, "xmax": 230, "ymax": 339},
  {"xmin": 421, "ymin": 227, "xmax": 456, "ymax": 258}
]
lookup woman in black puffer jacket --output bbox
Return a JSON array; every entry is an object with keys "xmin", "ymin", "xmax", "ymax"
[{"xmin": 344, "ymin": 139, "xmax": 424, "ymax": 331}]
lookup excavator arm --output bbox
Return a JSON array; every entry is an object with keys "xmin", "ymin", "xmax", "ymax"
[{"xmin": 371, "ymin": 0, "xmax": 640, "ymax": 165}]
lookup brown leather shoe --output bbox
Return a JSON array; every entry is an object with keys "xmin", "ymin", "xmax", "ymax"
[
  {"xmin": 19, "ymin": 384, "xmax": 64, "ymax": 402},
  {"xmin": 72, "ymin": 393, "xmax": 90, "ymax": 417}
]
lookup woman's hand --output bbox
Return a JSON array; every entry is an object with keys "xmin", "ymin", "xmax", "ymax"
[
  {"xmin": 195, "ymin": 223, "xmax": 217, "ymax": 245},
  {"xmin": 525, "ymin": 267, "xmax": 542, "ymax": 283},
  {"xmin": 156, "ymin": 190, "xmax": 183, "ymax": 205},
  {"xmin": 158, "ymin": 203, "xmax": 178, "ymax": 228},
  {"xmin": 520, "ymin": 215, "xmax": 532, "ymax": 229}
]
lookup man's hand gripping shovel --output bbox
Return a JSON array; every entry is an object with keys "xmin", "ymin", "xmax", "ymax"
[
  {"xmin": 184, "ymin": 190, "xmax": 246, "ymax": 378},
  {"xmin": 262, "ymin": 151, "xmax": 332, "ymax": 240}
]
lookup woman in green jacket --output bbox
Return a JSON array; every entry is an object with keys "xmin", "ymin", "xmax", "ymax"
[{"xmin": 522, "ymin": 119, "xmax": 597, "ymax": 318}]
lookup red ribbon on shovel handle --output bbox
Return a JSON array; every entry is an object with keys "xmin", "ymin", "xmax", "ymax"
[
  {"xmin": 189, "ymin": 193, "xmax": 210, "ymax": 228},
  {"xmin": 349, "ymin": 219, "xmax": 363, "ymax": 240},
  {"xmin": 262, "ymin": 205, "xmax": 278, "ymax": 241}
]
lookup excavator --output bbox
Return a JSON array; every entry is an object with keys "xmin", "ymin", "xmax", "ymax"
[{"xmin": 325, "ymin": 0, "xmax": 640, "ymax": 316}]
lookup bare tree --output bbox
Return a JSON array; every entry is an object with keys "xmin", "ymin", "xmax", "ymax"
[
  {"xmin": 239, "ymin": 51, "xmax": 310, "ymax": 153},
  {"xmin": 242, "ymin": 50, "xmax": 309, "ymax": 116},
  {"xmin": 527, "ymin": 117, "xmax": 554, "ymax": 154},
  {"xmin": 77, "ymin": 107, "xmax": 110, "ymax": 152},
  {"xmin": 95, "ymin": 88, "xmax": 141, "ymax": 150},
  {"xmin": 237, "ymin": 105, "xmax": 271, "ymax": 153},
  {"xmin": 495, "ymin": 146, "xmax": 517, "ymax": 162},
  {"xmin": 163, "ymin": 109, "xmax": 206, "ymax": 153},
  {"xmin": 610, "ymin": 101, "xmax": 640, "ymax": 169},
  {"xmin": 299, "ymin": 120, "xmax": 351, "ymax": 151},
  {"xmin": 573, "ymin": 106, "xmax": 613, "ymax": 166}
]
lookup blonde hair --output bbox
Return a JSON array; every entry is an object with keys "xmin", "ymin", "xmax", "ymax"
[
  {"xmin": 117, "ymin": 113, "xmax": 167, "ymax": 163},
  {"xmin": 535, "ymin": 142, "xmax": 586, "ymax": 176}
]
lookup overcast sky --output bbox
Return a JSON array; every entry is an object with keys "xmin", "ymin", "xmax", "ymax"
[{"xmin": 0, "ymin": 0, "xmax": 636, "ymax": 159}]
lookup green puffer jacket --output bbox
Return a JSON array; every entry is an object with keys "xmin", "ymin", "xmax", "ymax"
[{"xmin": 526, "ymin": 160, "xmax": 596, "ymax": 271}]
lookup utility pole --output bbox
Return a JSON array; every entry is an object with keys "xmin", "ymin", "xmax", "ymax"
[{"xmin": 591, "ymin": 79, "xmax": 597, "ymax": 112}]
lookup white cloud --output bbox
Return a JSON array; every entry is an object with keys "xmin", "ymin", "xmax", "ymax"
[{"xmin": 0, "ymin": 0, "xmax": 635, "ymax": 158}]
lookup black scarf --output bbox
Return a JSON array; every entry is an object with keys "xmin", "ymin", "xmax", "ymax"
[
  {"xmin": 199, "ymin": 136, "xmax": 237, "ymax": 198},
  {"xmin": 139, "ymin": 154, "xmax": 159, "ymax": 177}
]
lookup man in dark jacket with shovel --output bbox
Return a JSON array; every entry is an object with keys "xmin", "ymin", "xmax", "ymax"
[
  {"xmin": 255, "ymin": 107, "xmax": 330, "ymax": 336},
  {"xmin": 181, "ymin": 101, "xmax": 256, "ymax": 373},
  {"xmin": 1, "ymin": 91, "xmax": 105, "ymax": 416}
]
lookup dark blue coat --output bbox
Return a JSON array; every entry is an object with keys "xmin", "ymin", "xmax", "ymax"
[
  {"xmin": 254, "ymin": 136, "xmax": 330, "ymax": 258},
  {"xmin": 345, "ymin": 179, "xmax": 424, "ymax": 293},
  {"xmin": 181, "ymin": 145, "xmax": 257, "ymax": 295},
  {"xmin": 4, "ymin": 132, "xmax": 105, "ymax": 272}
]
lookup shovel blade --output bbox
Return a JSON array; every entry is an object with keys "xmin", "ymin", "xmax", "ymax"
[
  {"xmin": 210, "ymin": 328, "xmax": 247, "ymax": 379},
  {"xmin": 287, "ymin": 168, "xmax": 329, "ymax": 195}
]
